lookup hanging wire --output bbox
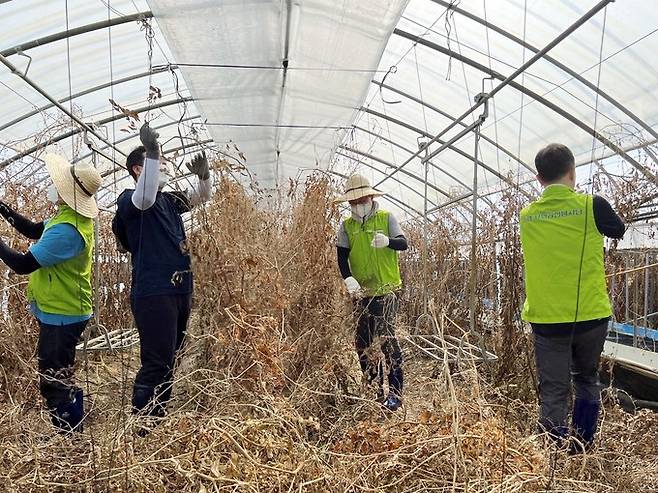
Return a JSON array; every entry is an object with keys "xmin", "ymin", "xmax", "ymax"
[
  {"xmin": 481, "ymin": 0, "xmax": 502, "ymax": 179},
  {"xmin": 140, "ymin": 18, "xmax": 155, "ymax": 123},
  {"xmin": 63, "ymin": 0, "xmax": 101, "ymax": 485},
  {"xmin": 102, "ymin": 0, "xmax": 132, "ymax": 489},
  {"xmin": 399, "ymin": 10, "xmax": 655, "ymax": 161},
  {"xmin": 443, "ymin": 0, "xmax": 461, "ymax": 80},
  {"xmin": 353, "ymin": 5, "xmax": 455, "ymax": 131}
]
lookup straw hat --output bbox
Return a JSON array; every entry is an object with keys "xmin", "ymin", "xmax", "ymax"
[
  {"xmin": 334, "ymin": 174, "xmax": 384, "ymax": 203},
  {"xmin": 45, "ymin": 154, "xmax": 103, "ymax": 219}
]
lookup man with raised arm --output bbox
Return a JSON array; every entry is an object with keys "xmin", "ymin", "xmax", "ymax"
[
  {"xmin": 0, "ymin": 156, "xmax": 102, "ymax": 433},
  {"xmin": 335, "ymin": 174, "xmax": 408, "ymax": 412},
  {"xmin": 520, "ymin": 143, "xmax": 625, "ymax": 453},
  {"xmin": 112, "ymin": 123, "xmax": 213, "ymax": 420}
]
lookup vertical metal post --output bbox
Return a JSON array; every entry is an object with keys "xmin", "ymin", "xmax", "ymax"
[
  {"xmin": 92, "ymin": 151, "xmax": 101, "ymax": 336},
  {"xmin": 468, "ymin": 92, "xmax": 489, "ymax": 362},
  {"xmin": 420, "ymin": 138, "xmax": 430, "ymax": 317},
  {"xmin": 624, "ymin": 257, "xmax": 629, "ymax": 322},
  {"xmin": 633, "ymin": 255, "xmax": 638, "ymax": 348},
  {"xmin": 468, "ymin": 94, "xmax": 488, "ymax": 336},
  {"xmin": 644, "ymin": 252, "xmax": 649, "ymax": 330}
]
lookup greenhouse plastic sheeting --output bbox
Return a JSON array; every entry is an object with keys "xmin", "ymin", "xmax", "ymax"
[
  {"xmin": 147, "ymin": 0, "xmax": 409, "ymax": 188},
  {"xmin": 0, "ymin": 0, "xmax": 209, "ymax": 207},
  {"xmin": 339, "ymin": 0, "xmax": 658, "ymax": 217},
  {"xmin": 1, "ymin": 0, "xmax": 657, "ymax": 217}
]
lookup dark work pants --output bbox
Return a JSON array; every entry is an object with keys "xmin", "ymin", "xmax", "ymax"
[
  {"xmin": 131, "ymin": 294, "xmax": 192, "ymax": 416},
  {"xmin": 532, "ymin": 320, "xmax": 608, "ymax": 432},
  {"xmin": 37, "ymin": 319, "xmax": 88, "ymax": 409},
  {"xmin": 355, "ymin": 294, "xmax": 403, "ymax": 396}
]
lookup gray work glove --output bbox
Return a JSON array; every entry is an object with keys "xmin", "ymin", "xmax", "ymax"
[
  {"xmin": 139, "ymin": 123, "xmax": 160, "ymax": 159},
  {"xmin": 186, "ymin": 151, "xmax": 210, "ymax": 180}
]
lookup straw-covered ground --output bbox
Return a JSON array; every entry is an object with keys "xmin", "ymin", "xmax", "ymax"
[{"xmin": 0, "ymin": 170, "xmax": 656, "ymax": 492}]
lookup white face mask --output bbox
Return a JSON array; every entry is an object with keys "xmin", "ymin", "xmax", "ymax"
[
  {"xmin": 47, "ymin": 184, "xmax": 59, "ymax": 204},
  {"xmin": 351, "ymin": 201, "xmax": 372, "ymax": 220},
  {"xmin": 158, "ymin": 171, "xmax": 169, "ymax": 190}
]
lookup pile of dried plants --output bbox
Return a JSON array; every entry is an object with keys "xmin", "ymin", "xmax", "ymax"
[{"xmin": 0, "ymin": 161, "xmax": 656, "ymax": 492}]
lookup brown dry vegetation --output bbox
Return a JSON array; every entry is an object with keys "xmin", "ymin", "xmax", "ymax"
[{"xmin": 0, "ymin": 162, "xmax": 657, "ymax": 492}]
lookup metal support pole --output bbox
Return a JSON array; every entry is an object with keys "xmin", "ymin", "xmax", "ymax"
[
  {"xmin": 644, "ymin": 252, "xmax": 650, "ymax": 330},
  {"xmin": 414, "ymin": 138, "xmax": 434, "ymax": 335},
  {"xmin": 0, "ymin": 53, "xmax": 127, "ymax": 161},
  {"xmin": 420, "ymin": 138, "xmax": 430, "ymax": 316},
  {"xmin": 468, "ymin": 93, "xmax": 489, "ymax": 362},
  {"xmin": 633, "ymin": 255, "xmax": 638, "ymax": 348}
]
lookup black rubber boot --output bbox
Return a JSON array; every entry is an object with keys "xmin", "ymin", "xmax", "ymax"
[{"xmin": 51, "ymin": 388, "xmax": 84, "ymax": 433}]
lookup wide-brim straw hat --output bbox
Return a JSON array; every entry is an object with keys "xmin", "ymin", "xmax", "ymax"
[
  {"xmin": 333, "ymin": 174, "xmax": 384, "ymax": 203},
  {"xmin": 45, "ymin": 154, "xmax": 103, "ymax": 219}
]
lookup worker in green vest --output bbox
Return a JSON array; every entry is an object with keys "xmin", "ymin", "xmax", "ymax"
[
  {"xmin": 0, "ymin": 155, "xmax": 102, "ymax": 433},
  {"xmin": 520, "ymin": 144, "xmax": 625, "ymax": 453},
  {"xmin": 335, "ymin": 174, "xmax": 408, "ymax": 411}
]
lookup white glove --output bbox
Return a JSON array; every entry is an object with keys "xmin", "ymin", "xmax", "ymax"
[
  {"xmin": 371, "ymin": 232, "xmax": 390, "ymax": 249},
  {"xmin": 344, "ymin": 276, "xmax": 361, "ymax": 296}
]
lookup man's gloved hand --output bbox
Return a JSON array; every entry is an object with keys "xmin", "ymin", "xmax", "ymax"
[
  {"xmin": 371, "ymin": 232, "xmax": 390, "ymax": 249},
  {"xmin": 344, "ymin": 276, "xmax": 361, "ymax": 297},
  {"xmin": 186, "ymin": 151, "xmax": 210, "ymax": 180},
  {"xmin": 139, "ymin": 123, "xmax": 160, "ymax": 159}
]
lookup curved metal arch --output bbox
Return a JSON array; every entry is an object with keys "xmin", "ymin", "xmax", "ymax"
[
  {"xmin": 335, "ymin": 155, "xmax": 438, "ymax": 218},
  {"xmin": 335, "ymin": 149, "xmax": 442, "ymax": 209},
  {"xmin": 97, "ymin": 139, "xmax": 219, "ymax": 204},
  {"xmin": 322, "ymin": 167, "xmax": 424, "ymax": 218},
  {"xmin": 337, "ymin": 147, "xmax": 478, "ymax": 223},
  {"xmin": 352, "ymin": 124, "xmax": 499, "ymax": 204},
  {"xmin": 354, "ymin": 125, "xmax": 494, "ymax": 213},
  {"xmin": 352, "ymin": 124, "xmax": 496, "ymax": 210},
  {"xmin": 371, "ymin": 80, "xmax": 534, "ymax": 174},
  {"xmin": 75, "ymin": 114, "xmax": 201, "ymax": 167},
  {"xmin": 353, "ymin": 124, "xmax": 471, "ymax": 190},
  {"xmin": 0, "ymin": 65, "xmax": 178, "ymax": 133},
  {"xmin": 393, "ymin": 28, "xmax": 657, "ymax": 184},
  {"xmin": 1, "ymin": 11, "xmax": 153, "ymax": 58},
  {"xmin": 0, "ymin": 96, "xmax": 193, "ymax": 170},
  {"xmin": 430, "ymin": 0, "xmax": 658, "ymax": 146},
  {"xmin": 338, "ymin": 146, "xmax": 452, "ymax": 200},
  {"xmin": 361, "ymin": 106, "xmax": 532, "ymax": 198}
]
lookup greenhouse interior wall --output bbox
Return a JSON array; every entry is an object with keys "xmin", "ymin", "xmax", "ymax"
[{"xmin": 0, "ymin": 0, "xmax": 657, "ymax": 491}]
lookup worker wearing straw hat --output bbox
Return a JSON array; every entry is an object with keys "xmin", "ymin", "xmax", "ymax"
[
  {"xmin": 112, "ymin": 123, "xmax": 212, "ymax": 423},
  {"xmin": 520, "ymin": 144, "xmax": 625, "ymax": 453},
  {"xmin": 335, "ymin": 174, "xmax": 408, "ymax": 411},
  {"xmin": 0, "ymin": 155, "xmax": 102, "ymax": 433}
]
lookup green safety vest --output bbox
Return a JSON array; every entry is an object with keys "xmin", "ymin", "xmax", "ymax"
[
  {"xmin": 520, "ymin": 184, "xmax": 611, "ymax": 323},
  {"xmin": 27, "ymin": 205, "xmax": 94, "ymax": 316},
  {"xmin": 344, "ymin": 210, "xmax": 402, "ymax": 296}
]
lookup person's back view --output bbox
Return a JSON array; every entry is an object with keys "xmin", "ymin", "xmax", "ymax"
[{"xmin": 520, "ymin": 143, "xmax": 625, "ymax": 453}]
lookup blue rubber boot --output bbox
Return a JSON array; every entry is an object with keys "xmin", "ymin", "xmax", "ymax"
[
  {"xmin": 383, "ymin": 367, "xmax": 403, "ymax": 412},
  {"xmin": 388, "ymin": 367, "xmax": 403, "ymax": 398},
  {"xmin": 51, "ymin": 389, "xmax": 84, "ymax": 433},
  {"xmin": 570, "ymin": 398, "xmax": 600, "ymax": 454}
]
